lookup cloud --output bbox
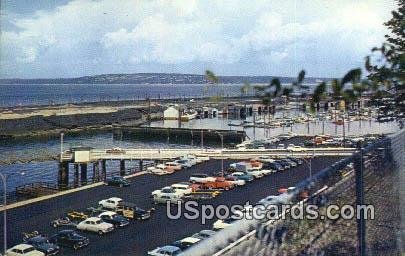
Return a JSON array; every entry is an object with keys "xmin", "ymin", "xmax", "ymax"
[{"xmin": 0, "ymin": 0, "xmax": 396, "ymax": 78}]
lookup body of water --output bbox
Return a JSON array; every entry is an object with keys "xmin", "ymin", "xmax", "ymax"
[
  {"xmin": 0, "ymin": 83, "xmax": 256, "ymax": 107},
  {"xmin": 0, "ymin": 110, "xmax": 400, "ymax": 196}
]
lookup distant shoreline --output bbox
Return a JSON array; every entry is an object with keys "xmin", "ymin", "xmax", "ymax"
[{"xmin": 0, "ymin": 72, "xmax": 331, "ymax": 85}]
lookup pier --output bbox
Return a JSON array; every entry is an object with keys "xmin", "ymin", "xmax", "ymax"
[{"xmin": 56, "ymin": 146, "xmax": 356, "ymax": 188}]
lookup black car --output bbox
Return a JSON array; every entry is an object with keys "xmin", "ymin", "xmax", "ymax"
[
  {"xmin": 98, "ymin": 212, "xmax": 130, "ymax": 227},
  {"xmin": 106, "ymin": 176, "xmax": 130, "ymax": 187},
  {"xmin": 287, "ymin": 157, "xmax": 303, "ymax": 165},
  {"xmin": 116, "ymin": 202, "xmax": 154, "ymax": 220},
  {"xmin": 262, "ymin": 162, "xmax": 284, "ymax": 171},
  {"xmin": 275, "ymin": 160, "xmax": 291, "ymax": 169},
  {"xmin": 26, "ymin": 236, "xmax": 60, "ymax": 256},
  {"xmin": 49, "ymin": 230, "xmax": 89, "ymax": 250}
]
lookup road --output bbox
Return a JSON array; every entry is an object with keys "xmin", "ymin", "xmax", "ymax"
[{"xmin": 1, "ymin": 157, "xmax": 342, "ymax": 255}]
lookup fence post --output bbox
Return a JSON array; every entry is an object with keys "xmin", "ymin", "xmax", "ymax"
[{"xmin": 354, "ymin": 147, "xmax": 366, "ymax": 256}]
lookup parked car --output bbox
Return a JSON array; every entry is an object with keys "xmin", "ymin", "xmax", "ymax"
[
  {"xmin": 98, "ymin": 197, "xmax": 123, "ymax": 210},
  {"xmin": 116, "ymin": 202, "xmax": 153, "ymax": 220},
  {"xmin": 257, "ymin": 195, "xmax": 280, "ymax": 206},
  {"xmin": 189, "ymin": 173, "xmax": 216, "ymax": 183},
  {"xmin": 49, "ymin": 230, "xmax": 89, "ymax": 250},
  {"xmin": 262, "ymin": 162, "xmax": 284, "ymax": 171},
  {"xmin": 153, "ymin": 194, "xmax": 182, "ymax": 205},
  {"xmin": 147, "ymin": 245, "xmax": 182, "ymax": 256},
  {"xmin": 213, "ymin": 216, "xmax": 239, "ymax": 230},
  {"xmin": 287, "ymin": 157, "xmax": 303, "ymax": 165},
  {"xmin": 287, "ymin": 145, "xmax": 304, "ymax": 152},
  {"xmin": 151, "ymin": 186, "xmax": 179, "ymax": 198},
  {"xmin": 171, "ymin": 183, "xmax": 193, "ymax": 196},
  {"xmin": 196, "ymin": 155, "xmax": 210, "ymax": 163},
  {"xmin": 276, "ymin": 144, "xmax": 285, "ymax": 149},
  {"xmin": 147, "ymin": 165, "xmax": 174, "ymax": 175},
  {"xmin": 25, "ymin": 236, "xmax": 59, "ymax": 256},
  {"xmin": 223, "ymin": 175, "xmax": 246, "ymax": 186},
  {"xmin": 283, "ymin": 158, "xmax": 297, "ymax": 167},
  {"xmin": 228, "ymin": 172, "xmax": 254, "ymax": 182},
  {"xmin": 275, "ymin": 160, "xmax": 291, "ymax": 169},
  {"xmin": 76, "ymin": 217, "xmax": 114, "ymax": 235},
  {"xmin": 198, "ymin": 177, "xmax": 234, "ymax": 190},
  {"xmin": 256, "ymin": 156, "xmax": 275, "ymax": 163},
  {"xmin": 180, "ymin": 155, "xmax": 198, "ymax": 165},
  {"xmin": 6, "ymin": 244, "xmax": 45, "ymax": 256},
  {"xmin": 191, "ymin": 230, "xmax": 216, "ymax": 240},
  {"xmin": 245, "ymin": 168, "xmax": 264, "ymax": 179},
  {"xmin": 171, "ymin": 237, "xmax": 201, "ymax": 250},
  {"xmin": 98, "ymin": 211, "xmax": 129, "ymax": 228},
  {"xmin": 174, "ymin": 159, "xmax": 192, "ymax": 168},
  {"xmin": 51, "ymin": 217, "xmax": 75, "ymax": 228},
  {"xmin": 164, "ymin": 162, "xmax": 182, "ymax": 171},
  {"xmin": 106, "ymin": 176, "xmax": 130, "ymax": 187}
]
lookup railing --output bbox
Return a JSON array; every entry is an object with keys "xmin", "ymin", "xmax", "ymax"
[{"xmin": 184, "ymin": 130, "xmax": 403, "ymax": 256}]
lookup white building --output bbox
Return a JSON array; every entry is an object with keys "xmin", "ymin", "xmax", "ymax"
[{"xmin": 164, "ymin": 106, "xmax": 180, "ymax": 120}]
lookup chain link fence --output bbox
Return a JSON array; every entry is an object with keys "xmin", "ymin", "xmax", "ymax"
[{"xmin": 184, "ymin": 130, "xmax": 404, "ymax": 256}]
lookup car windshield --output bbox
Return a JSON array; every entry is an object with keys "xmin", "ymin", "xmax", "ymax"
[
  {"xmin": 94, "ymin": 220, "xmax": 102, "ymax": 224},
  {"xmin": 162, "ymin": 188, "xmax": 174, "ymax": 193},
  {"xmin": 23, "ymin": 247, "xmax": 36, "ymax": 253}
]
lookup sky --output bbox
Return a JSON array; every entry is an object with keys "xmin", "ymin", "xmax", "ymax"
[{"xmin": 0, "ymin": 0, "xmax": 397, "ymax": 79}]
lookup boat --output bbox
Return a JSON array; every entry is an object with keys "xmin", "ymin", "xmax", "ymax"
[{"xmin": 180, "ymin": 111, "xmax": 198, "ymax": 121}]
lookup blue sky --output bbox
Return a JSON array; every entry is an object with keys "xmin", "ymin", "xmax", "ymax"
[{"xmin": 0, "ymin": 0, "xmax": 396, "ymax": 79}]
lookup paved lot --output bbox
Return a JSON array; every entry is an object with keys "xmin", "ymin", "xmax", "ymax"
[{"xmin": 1, "ymin": 157, "xmax": 341, "ymax": 255}]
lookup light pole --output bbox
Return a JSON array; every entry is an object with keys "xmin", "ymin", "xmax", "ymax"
[
  {"xmin": 302, "ymin": 157, "xmax": 313, "ymax": 178},
  {"xmin": 60, "ymin": 132, "xmax": 64, "ymax": 162},
  {"xmin": 0, "ymin": 171, "xmax": 25, "ymax": 255},
  {"xmin": 0, "ymin": 172, "xmax": 7, "ymax": 256},
  {"xmin": 212, "ymin": 130, "xmax": 224, "ymax": 177}
]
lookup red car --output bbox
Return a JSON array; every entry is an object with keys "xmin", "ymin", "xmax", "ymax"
[{"xmin": 200, "ymin": 177, "xmax": 234, "ymax": 190}]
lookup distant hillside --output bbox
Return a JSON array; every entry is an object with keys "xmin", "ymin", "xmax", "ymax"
[{"xmin": 0, "ymin": 73, "xmax": 330, "ymax": 85}]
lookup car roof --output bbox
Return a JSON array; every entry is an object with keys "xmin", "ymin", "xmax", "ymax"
[
  {"xmin": 171, "ymin": 183, "xmax": 189, "ymax": 187},
  {"xmin": 99, "ymin": 211, "xmax": 117, "ymax": 216},
  {"xmin": 199, "ymin": 229, "xmax": 216, "ymax": 235},
  {"xmin": 12, "ymin": 244, "xmax": 35, "ymax": 250},
  {"xmin": 159, "ymin": 245, "xmax": 181, "ymax": 252},
  {"xmin": 107, "ymin": 197, "xmax": 122, "ymax": 201},
  {"xmin": 181, "ymin": 237, "xmax": 200, "ymax": 243},
  {"xmin": 85, "ymin": 217, "xmax": 102, "ymax": 221}
]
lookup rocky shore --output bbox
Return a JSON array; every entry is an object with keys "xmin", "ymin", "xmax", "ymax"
[{"xmin": 0, "ymin": 102, "xmax": 163, "ymax": 139}]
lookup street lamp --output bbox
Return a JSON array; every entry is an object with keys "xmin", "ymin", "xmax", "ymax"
[
  {"xmin": 60, "ymin": 132, "xmax": 64, "ymax": 162},
  {"xmin": 0, "ymin": 171, "xmax": 25, "ymax": 255},
  {"xmin": 212, "ymin": 130, "xmax": 224, "ymax": 177}
]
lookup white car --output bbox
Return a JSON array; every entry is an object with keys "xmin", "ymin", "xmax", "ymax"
[
  {"xmin": 76, "ymin": 217, "xmax": 114, "ymax": 235},
  {"xmin": 189, "ymin": 174, "xmax": 216, "ymax": 183},
  {"xmin": 172, "ymin": 236, "xmax": 201, "ymax": 249},
  {"xmin": 287, "ymin": 145, "xmax": 304, "ymax": 152},
  {"xmin": 6, "ymin": 244, "xmax": 45, "ymax": 256},
  {"xmin": 213, "ymin": 216, "xmax": 239, "ymax": 230},
  {"xmin": 224, "ymin": 176, "xmax": 246, "ymax": 186},
  {"xmin": 245, "ymin": 169, "xmax": 264, "ymax": 179},
  {"xmin": 196, "ymin": 156, "xmax": 210, "ymax": 162},
  {"xmin": 153, "ymin": 194, "xmax": 182, "ymax": 205},
  {"xmin": 148, "ymin": 164, "xmax": 175, "ymax": 175},
  {"xmin": 257, "ymin": 195, "xmax": 280, "ymax": 205},
  {"xmin": 259, "ymin": 169, "xmax": 273, "ymax": 175},
  {"xmin": 151, "ymin": 186, "xmax": 179, "ymax": 198},
  {"xmin": 174, "ymin": 159, "xmax": 193, "ymax": 168},
  {"xmin": 256, "ymin": 156, "xmax": 275, "ymax": 163},
  {"xmin": 147, "ymin": 245, "xmax": 182, "ymax": 256},
  {"xmin": 98, "ymin": 197, "xmax": 123, "ymax": 210},
  {"xmin": 171, "ymin": 183, "xmax": 193, "ymax": 196}
]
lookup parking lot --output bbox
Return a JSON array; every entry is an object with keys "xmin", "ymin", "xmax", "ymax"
[{"xmin": 2, "ymin": 157, "xmax": 342, "ymax": 255}]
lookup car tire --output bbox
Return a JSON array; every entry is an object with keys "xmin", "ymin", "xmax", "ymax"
[
  {"xmin": 74, "ymin": 244, "xmax": 79, "ymax": 250},
  {"xmin": 225, "ymin": 186, "xmax": 230, "ymax": 191},
  {"xmin": 52, "ymin": 222, "xmax": 58, "ymax": 228},
  {"xmin": 98, "ymin": 230, "xmax": 104, "ymax": 235}
]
